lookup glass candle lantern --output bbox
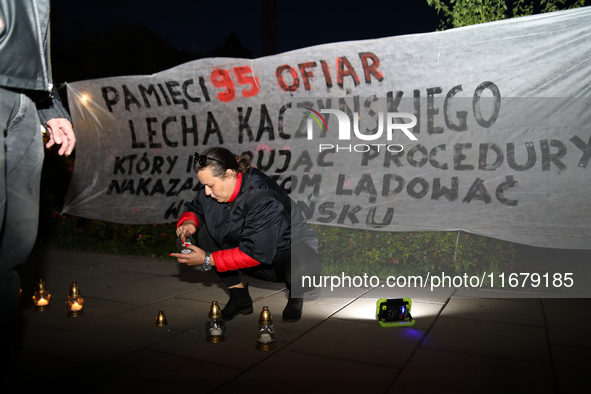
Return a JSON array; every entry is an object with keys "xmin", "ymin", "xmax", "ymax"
[
  {"xmin": 205, "ymin": 301, "xmax": 226, "ymax": 343},
  {"xmin": 176, "ymin": 234, "xmax": 196, "ymax": 254},
  {"xmin": 65, "ymin": 282, "xmax": 84, "ymax": 317},
  {"xmin": 32, "ymin": 279, "xmax": 51, "ymax": 311},
  {"xmin": 256, "ymin": 306, "xmax": 276, "ymax": 351}
]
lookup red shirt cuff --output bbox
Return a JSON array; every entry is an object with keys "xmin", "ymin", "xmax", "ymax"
[
  {"xmin": 177, "ymin": 211, "xmax": 199, "ymax": 229},
  {"xmin": 212, "ymin": 248, "xmax": 260, "ymax": 272}
]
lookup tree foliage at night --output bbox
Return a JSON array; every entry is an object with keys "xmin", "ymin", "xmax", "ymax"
[{"xmin": 426, "ymin": 0, "xmax": 587, "ymax": 29}]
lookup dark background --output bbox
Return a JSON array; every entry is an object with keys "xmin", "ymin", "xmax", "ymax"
[{"xmin": 50, "ymin": 0, "xmax": 440, "ymax": 83}]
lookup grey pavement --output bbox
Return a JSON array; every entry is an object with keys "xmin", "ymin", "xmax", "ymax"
[{"xmin": 11, "ymin": 247, "xmax": 591, "ymax": 393}]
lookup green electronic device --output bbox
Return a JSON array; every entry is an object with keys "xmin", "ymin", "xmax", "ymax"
[{"xmin": 376, "ymin": 298, "xmax": 415, "ymax": 327}]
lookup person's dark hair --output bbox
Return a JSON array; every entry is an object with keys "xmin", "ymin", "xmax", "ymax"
[{"xmin": 197, "ymin": 147, "xmax": 252, "ymax": 178}]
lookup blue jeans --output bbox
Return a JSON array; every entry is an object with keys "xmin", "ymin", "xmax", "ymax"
[{"xmin": 0, "ymin": 87, "xmax": 44, "ymax": 347}]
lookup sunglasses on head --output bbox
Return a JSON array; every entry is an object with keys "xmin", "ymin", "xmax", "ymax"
[{"xmin": 194, "ymin": 152, "xmax": 223, "ymax": 167}]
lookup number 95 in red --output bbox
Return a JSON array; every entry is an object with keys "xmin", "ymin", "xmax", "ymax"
[{"xmin": 210, "ymin": 66, "xmax": 260, "ymax": 102}]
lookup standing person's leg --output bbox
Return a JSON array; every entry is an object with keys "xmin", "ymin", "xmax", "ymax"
[{"xmin": 0, "ymin": 89, "xmax": 44, "ymax": 379}]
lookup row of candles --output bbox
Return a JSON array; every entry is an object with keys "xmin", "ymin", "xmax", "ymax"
[
  {"xmin": 156, "ymin": 302, "xmax": 277, "ymax": 351},
  {"xmin": 30, "ymin": 279, "xmax": 85, "ymax": 317},
  {"xmin": 31, "ymin": 279, "xmax": 276, "ymax": 350}
]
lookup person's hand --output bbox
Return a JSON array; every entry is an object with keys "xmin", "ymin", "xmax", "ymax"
[
  {"xmin": 170, "ymin": 244, "xmax": 206, "ymax": 266},
  {"xmin": 176, "ymin": 220, "xmax": 196, "ymax": 242},
  {"xmin": 45, "ymin": 118, "xmax": 76, "ymax": 156}
]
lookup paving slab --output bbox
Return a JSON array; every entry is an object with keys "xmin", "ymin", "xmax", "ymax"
[
  {"xmin": 285, "ymin": 318, "xmax": 427, "ymax": 369},
  {"xmin": 420, "ymin": 317, "xmax": 551, "ymax": 364},
  {"xmin": 544, "ymin": 313, "xmax": 591, "ymax": 349},
  {"xmin": 13, "ymin": 349, "xmax": 91, "ymax": 393},
  {"xmin": 550, "ymin": 344, "xmax": 591, "ymax": 394},
  {"xmin": 389, "ymin": 348, "xmax": 555, "ymax": 394},
  {"xmin": 18, "ymin": 317, "xmax": 180, "ymax": 367},
  {"xmin": 213, "ymin": 350, "xmax": 398, "ymax": 394},
  {"xmin": 147, "ymin": 321, "xmax": 303, "ymax": 370},
  {"xmin": 542, "ymin": 297, "xmax": 591, "ymax": 319},
  {"xmin": 86, "ymin": 349, "xmax": 243, "ymax": 394},
  {"xmin": 109, "ymin": 296, "xmax": 214, "ymax": 332},
  {"xmin": 71, "ymin": 269, "xmax": 200, "ymax": 305},
  {"xmin": 440, "ymin": 297, "xmax": 546, "ymax": 326}
]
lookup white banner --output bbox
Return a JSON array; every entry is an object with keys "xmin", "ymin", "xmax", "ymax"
[{"xmin": 64, "ymin": 7, "xmax": 591, "ymax": 249}]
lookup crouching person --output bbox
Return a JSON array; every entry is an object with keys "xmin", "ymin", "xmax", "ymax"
[{"xmin": 170, "ymin": 147, "xmax": 322, "ymax": 322}]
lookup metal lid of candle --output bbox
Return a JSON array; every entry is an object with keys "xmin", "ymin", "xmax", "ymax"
[
  {"xmin": 68, "ymin": 282, "xmax": 80, "ymax": 297},
  {"xmin": 35, "ymin": 279, "xmax": 47, "ymax": 292},
  {"xmin": 155, "ymin": 311, "xmax": 168, "ymax": 326},
  {"xmin": 208, "ymin": 301, "xmax": 222, "ymax": 319},
  {"xmin": 258, "ymin": 306, "xmax": 273, "ymax": 325}
]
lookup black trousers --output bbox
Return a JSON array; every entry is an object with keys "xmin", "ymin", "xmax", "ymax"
[
  {"xmin": 197, "ymin": 227, "xmax": 322, "ymax": 297},
  {"xmin": 0, "ymin": 88, "xmax": 44, "ymax": 359}
]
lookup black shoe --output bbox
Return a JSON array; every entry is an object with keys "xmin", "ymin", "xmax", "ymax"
[
  {"xmin": 221, "ymin": 283, "xmax": 253, "ymax": 321},
  {"xmin": 282, "ymin": 295, "xmax": 303, "ymax": 322}
]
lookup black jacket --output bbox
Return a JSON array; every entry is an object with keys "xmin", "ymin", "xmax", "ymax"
[
  {"xmin": 0, "ymin": 0, "xmax": 71, "ymax": 124},
  {"xmin": 184, "ymin": 168, "xmax": 318, "ymax": 266}
]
